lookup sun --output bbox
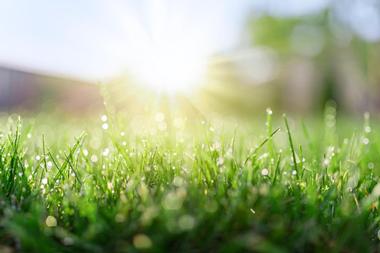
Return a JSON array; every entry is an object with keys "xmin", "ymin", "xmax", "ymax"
[
  {"xmin": 116, "ymin": 2, "xmax": 211, "ymax": 95},
  {"xmin": 131, "ymin": 38, "xmax": 207, "ymax": 95}
]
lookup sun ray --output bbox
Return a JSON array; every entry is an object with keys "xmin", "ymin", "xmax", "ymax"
[{"xmin": 106, "ymin": 0, "xmax": 213, "ymax": 95}]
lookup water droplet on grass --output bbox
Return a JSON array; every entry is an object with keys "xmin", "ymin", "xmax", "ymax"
[
  {"xmin": 217, "ymin": 157, "xmax": 224, "ymax": 166},
  {"xmin": 47, "ymin": 161, "xmax": 53, "ymax": 169},
  {"xmin": 178, "ymin": 215, "xmax": 195, "ymax": 230},
  {"xmin": 100, "ymin": 115, "xmax": 108, "ymax": 122},
  {"xmin": 91, "ymin": 155, "xmax": 98, "ymax": 162},
  {"xmin": 45, "ymin": 216, "xmax": 57, "ymax": 227},
  {"xmin": 102, "ymin": 148, "xmax": 110, "ymax": 156},
  {"xmin": 115, "ymin": 213, "xmax": 125, "ymax": 223},
  {"xmin": 372, "ymin": 183, "xmax": 380, "ymax": 197},
  {"xmin": 261, "ymin": 168, "xmax": 269, "ymax": 176},
  {"xmin": 42, "ymin": 178, "xmax": 48, "ymax": 185},
  {"xmin": 173, "ymin": 176, "xmax": 184, "ymax": 187},
  {"xmin": 133, "ymin": 234, "xmax": 152, "ymax": 249}
]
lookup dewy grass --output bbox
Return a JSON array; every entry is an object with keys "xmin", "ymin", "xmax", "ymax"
[{"xmin": 0, "ymin": 110, "xmax": 380, "ymax": 253}]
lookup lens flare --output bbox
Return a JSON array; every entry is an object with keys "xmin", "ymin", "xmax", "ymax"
[{"xmin": 131, "ymin": 39, "xmax": 207, "ymax": 94}]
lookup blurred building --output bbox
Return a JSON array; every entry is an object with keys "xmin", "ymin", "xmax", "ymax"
[{"xmin": 0, "ymin": 66, "xmax": 103, "ymax": 114}]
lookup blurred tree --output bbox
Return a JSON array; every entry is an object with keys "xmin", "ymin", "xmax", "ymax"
[{"xmin": 246, "ymin": 2, "xmax": 380, "ymax": 115}]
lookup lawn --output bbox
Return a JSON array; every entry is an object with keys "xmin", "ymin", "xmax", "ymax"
[{"xmin": 0, "ymin": 108, "xmax": 380, "ymax": 252}]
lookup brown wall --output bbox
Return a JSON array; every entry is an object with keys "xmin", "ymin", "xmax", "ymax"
[{"xmin": 0, "ymin": 66, "xmax": 103, "ymax": 114}]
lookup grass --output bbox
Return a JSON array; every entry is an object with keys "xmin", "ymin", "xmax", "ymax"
[{"xmin": 0, "ymin": 107, "xmax": 380, "ymax": 253}]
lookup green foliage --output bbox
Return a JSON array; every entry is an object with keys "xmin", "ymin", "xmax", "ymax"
[
  {"xmin": 0, "ymin": 111, "xmax": 380, "ymax": 252},
  {"xmin": 249, "ymin": 16, "xmax": 301, "ymax": 54}
]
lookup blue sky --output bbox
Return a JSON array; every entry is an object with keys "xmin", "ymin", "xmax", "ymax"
[{"xmin": 0, "ymin": 0, "xmax": 378, "ymax": 81}]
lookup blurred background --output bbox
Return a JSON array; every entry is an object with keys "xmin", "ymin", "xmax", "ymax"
[{"xmin": 0, "ymin": 0, "xmax": 379, "ymax": 117}]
